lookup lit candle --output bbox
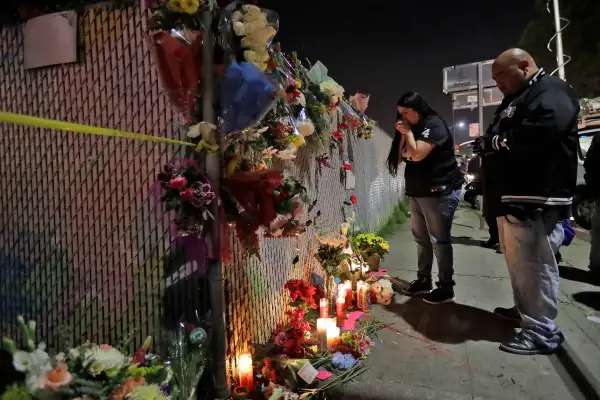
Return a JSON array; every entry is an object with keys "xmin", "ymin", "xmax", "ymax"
[
  {"xmin": 316, "ymin": 318, "xmax": 330, "ymax": 352},
  {"xmin": 356, "ymin": 280, "xmax": 365, "ymax": 309},
  {"xmin": 326, "ymin": 325, "xmax": 340, "ymax": 351},
  {"xmin": 238, "ymin": 353, "xmax": 253, "ymax": 390},
  {"xmin": 336, "ymin": 295, "xmax": 346, "ymax": 327},
  {"xmin": 344, "ymin": 280, "xmax": 353, "ymax": 309},
  {"xmin": 319, "ymin": 298, "xmax": 329, "ymax": 318}
]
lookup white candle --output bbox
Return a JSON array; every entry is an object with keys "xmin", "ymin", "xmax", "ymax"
[
  {"xmin": 317, "ymin": 318, "xmax": 330, "ymax": 352},
  {"xmin": 326, "ymin": 325, "xmax": 340, "ymax": 351}
]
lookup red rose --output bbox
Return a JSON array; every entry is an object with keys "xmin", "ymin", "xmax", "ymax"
[
  {"xmin": 332, "ymin": 130, "xmax": 343, "ymax": 139},
  {"xmin": 350, "ymin": 194, "xmax": 357, "ymax": 205},
  {"xmin": 338, "ymin": 123, "xmax": 349, "ymax": 130},
  {"xmin": 180, "ymin": 188, "xmax": 195, "ymax": 201},
  {"xmin": 343, "ymin": 163, "xmax": 352, "ymax": 171},
  {"xmin": 170, "ymin": 177, "xmax": 188, "ymax": 190}
]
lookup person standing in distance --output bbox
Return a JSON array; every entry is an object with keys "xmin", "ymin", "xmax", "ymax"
[
  {"xmin": 386, "ymin": 92, "xmax": 464, "ymax": 305},
  {"xmin": 474, "ymin": 49, "xmax": 579, "ymax": 355}
]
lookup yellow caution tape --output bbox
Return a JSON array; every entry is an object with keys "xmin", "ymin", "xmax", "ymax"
[{"xmin": 0, "ymin": 111, "xmax": 197, "ymax": 148}]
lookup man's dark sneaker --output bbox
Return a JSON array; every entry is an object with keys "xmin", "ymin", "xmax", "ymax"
[
  {"xmin": 494, "ymin": 306, "xmax": 521, "ymax": 323},
  {"xmin": 482, "ymin": 238, "xmax": 499, "ymax": 249},
  {"xmin": 499, "ymin": 331, "xmax": 563, "ymax": 355},
  {"xmin": 423, "ymin": 288, "xmax": 455, "ymax": 304},
  {"xmin": 403, "ymin": 279, "xmax": 433, "ymax": 296}
]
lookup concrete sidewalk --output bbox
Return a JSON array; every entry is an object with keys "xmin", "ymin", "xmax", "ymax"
[{"xmin": 332, "ymin": 206, "xmax": 600, "ymax": 400}]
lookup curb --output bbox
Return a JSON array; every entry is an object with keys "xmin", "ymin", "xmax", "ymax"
[{"xmin": 557, "ymin": 342, "xmax": 600, "ymax": 400}]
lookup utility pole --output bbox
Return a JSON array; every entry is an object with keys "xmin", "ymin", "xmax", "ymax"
[{"xmin": 552, "ymin": 0, "xmax": 566, "ymax": 80}]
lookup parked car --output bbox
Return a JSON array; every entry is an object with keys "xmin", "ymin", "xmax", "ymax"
[{"xmin": 572, "ymin": 125, "xmax": 600, "ymax": 229}]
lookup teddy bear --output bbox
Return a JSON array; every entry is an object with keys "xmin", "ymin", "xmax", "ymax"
[{"xmin": 370, "ymin": 279, "xmax": 393, "ymax": 305}]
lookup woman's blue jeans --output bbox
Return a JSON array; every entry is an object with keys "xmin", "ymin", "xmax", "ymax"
[{"xmin": 409, "ymin": 189, "xmax": 461, "ymax": 288}]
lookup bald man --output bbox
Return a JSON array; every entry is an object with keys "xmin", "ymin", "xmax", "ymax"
[{"xmin": 474, "ymin": 49, "xmax": 579, "ymax": 355}]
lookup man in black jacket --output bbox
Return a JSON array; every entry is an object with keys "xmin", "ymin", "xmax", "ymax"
[
  {"xmin": 584, "ymin": 131, "xmax": 600, "ymax": 276},
  {"xmin": 474, "ymin": 49, "xmax": 579, "ymax": 355}
]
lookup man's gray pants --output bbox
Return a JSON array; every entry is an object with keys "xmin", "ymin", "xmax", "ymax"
[
  {"xmin": 497, "ymin": 209, "xmax": 564, "ymax": 349},
  {"xmin": 590, "ymin": 199, "xmax": 600, "ymax": 272}
]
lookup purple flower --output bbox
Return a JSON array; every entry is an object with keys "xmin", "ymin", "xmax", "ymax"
[{"xmin": 331, "ymin": 352, "xmax": 356, "ymax": 370}]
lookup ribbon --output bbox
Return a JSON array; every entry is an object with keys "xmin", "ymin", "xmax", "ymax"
[{"xmin": 0, "ymin": 111, "xmax": 195, "ymax": 148}]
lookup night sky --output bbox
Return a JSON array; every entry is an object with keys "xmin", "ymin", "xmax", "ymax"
[{"xmin": 260, "ymin": 0, "xmax": 535, "ymax": 144}]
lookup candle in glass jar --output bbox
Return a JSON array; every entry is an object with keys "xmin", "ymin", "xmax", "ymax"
[
  {"xmin": 316, "ymin": 318, "xmax": 330, "ymax": 352},
  {"xmin": 326, "ymin": 325, "xmax": 340, "ymax": 351},
  {"xmin": 336, "ymin": 295, "xmax": 346, "ymax": 327},
  {"xmin": 356, "ymin": 281, "xmax": 365, "ymax": 309},
  {"xmin": 238, "ymin": 353, "xmax": 253, "ymax": 389},
  {"xmin": 319, "ymin": 298, "xmax": 329, "ymax": 318},
  {"xmin": 344, "ymin": 280, "xmax": 353, "ymax": 309}
]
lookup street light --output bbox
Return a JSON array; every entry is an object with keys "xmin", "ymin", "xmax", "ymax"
[{"xmin": 457, "ymin": 121, "xmax": 466, "ymax": 128}]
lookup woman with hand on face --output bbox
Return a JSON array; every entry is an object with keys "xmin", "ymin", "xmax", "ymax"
[{"xmin": 386, "ymin": 92, "xmax": 464, "ymax": 304}]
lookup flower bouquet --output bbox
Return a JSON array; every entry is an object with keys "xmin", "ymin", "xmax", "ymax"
[
  {"xmin": 352, "ymin": 234, "xmax": 389, "ymax": 272},
  {"xmin": 156, "ymin": 158, "xmax": 216, "ymax": 236},
  {"xmin": 147, "ymin": 0, "xmax": 208, "ymax": 125},
  {"xmin": 2, "ymin": 317, "xmax": 173, "ymax": 399},
  {"xmin": 266, "ymin": 176, "xmax": 309, "ymax": 238}
]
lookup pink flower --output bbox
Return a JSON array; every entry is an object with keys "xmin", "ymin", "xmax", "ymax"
[
  {"xmin": 170, "ymin": 177, "xmax": 188, "ymax": 190},
  {"xmin": 99, "ymin": 344, "xmax": 113, "ymax": 350},
  {"xmin": 40, "ymin": 363, "xmax": 73, "ymax": 391},
  {"xmin": 180, "ymin": 188, "xmax": 195, "ymax": 202}
]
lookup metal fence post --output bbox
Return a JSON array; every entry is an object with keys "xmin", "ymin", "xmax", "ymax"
[{"xmin": 201, "ymin": 8, "xmax": 229, "ymax": 399}]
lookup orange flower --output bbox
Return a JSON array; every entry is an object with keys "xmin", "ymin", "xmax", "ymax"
[
  {"xmin": 111, "ymin": 377, "xmax": 145, "ymax": 400},
  {"xmin": 40, "ymin": 363, "xmax": 73, "ymax": 391}
]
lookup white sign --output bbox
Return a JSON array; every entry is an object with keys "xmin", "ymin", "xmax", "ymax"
[
  {"xmin": 24, "ymin": 11, "xmax": 77, "ymax": 69},
  {"xmin": 469, "ymin": 123, "xmax": 480, "ymax": 137}
]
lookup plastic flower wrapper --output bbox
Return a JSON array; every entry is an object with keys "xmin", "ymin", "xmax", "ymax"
[
  {"xmin": 218, "ymin": 2, "xmax": 279, "ymax": 71},
  {"xmin": 220, "ymin": 60, "xmax": 278, "ymax": 134},
  {"xmin": 307, "ymin": 61, "xmax": 344, "ymax": 111},
  {"xmin": 349, "ymin": 92, "xmax": 370, "ymax": 114},
  {"xmin": 150, "ymin": 29, "xmax": 204, "ymax": 124},
  {"xmin": 338, "ymin": 101, "xmax": 363, "ymax": 132},
  {"xmin": 295, "ymin": 108, "xmax": 315, "ymax": 138},
  {"xmin": 166, "ymin": 313, "xmax": 211, "ymax": 400},
  {"xmin": 148, "ymin": 0, "xmax": 207, "ymax": 32}
]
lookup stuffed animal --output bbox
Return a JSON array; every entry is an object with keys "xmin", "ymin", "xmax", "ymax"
[{"xmin": 370, "ymin": 279, "xmax": 393, "ymax": 305}]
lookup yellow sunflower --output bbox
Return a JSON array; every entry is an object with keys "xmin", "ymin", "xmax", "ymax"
[{"xmin": 180, "ymin": 0, "xmax": 200, "ymax": 14}]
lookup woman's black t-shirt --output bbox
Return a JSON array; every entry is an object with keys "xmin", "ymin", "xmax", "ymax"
[{"xmin": 403, "ymin": 115, "xmax": 464, "ymax": 197}]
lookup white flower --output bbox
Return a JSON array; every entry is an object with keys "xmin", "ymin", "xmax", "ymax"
[
  {"xmin": 13, "ymin": 351, "xmax": 33, "ymax": 372},
  {"xmin": 262, "ymin": 146, "xmax": 278, "ymax": 159},
  {"xmin": 293, "ymin": 92, "xmax": 306, "ymax": 107},
  {"xmin": 187, "ymin": 121, "xmax": 216, "ymax": 139},
  {"xmin": 37, "ymin": 342, "xmax": 46, "ymax": 352},
  {"xmin": 275, "ymin": 146, "xmax": 297, "ymax": 161},
  {"xmin": 88, "ymin": 346, "xmax": 126, "ymax": 375},
  {"xmin": 30, "ymin": 349, "xmax": 51, "ymax": 368},
  {"xmin": 55, "ymin": 352, "xmax": 66, "ymax": 362},
  {"xmin": 320, "ymin": 81, "xmax": 344, "ymax": 97},
  {"xmin": 297, "ymin": 121, "xmax": 314, "ymax": 137}
]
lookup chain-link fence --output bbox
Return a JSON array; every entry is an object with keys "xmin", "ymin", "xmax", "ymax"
[{"xmin": 0, "ymin": 2, "xmax": 403, "ymax": 374}]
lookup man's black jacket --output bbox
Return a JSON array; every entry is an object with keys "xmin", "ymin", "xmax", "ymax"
[
  {"xmin": 584, "ymin": 131, "xmax": 600, "ymax": 199},
  {"xmin": 483, "ymin": 69, "xmax": 580, "ymax": 216}
]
